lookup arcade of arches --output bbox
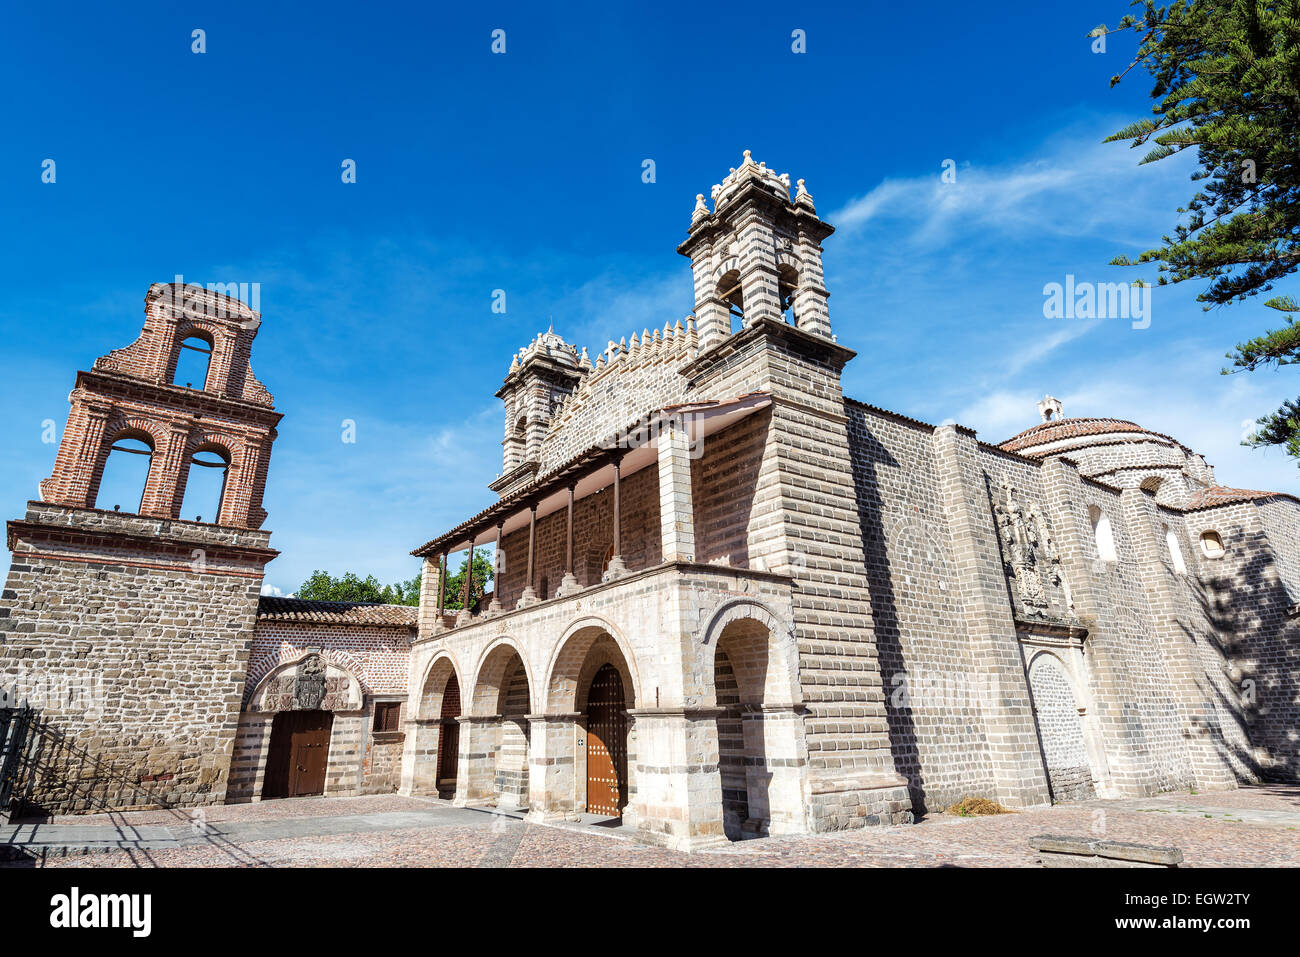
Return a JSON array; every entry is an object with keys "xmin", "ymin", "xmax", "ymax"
[{"xmin": 401, "ymin": 595, "xmax": 811, "ymax": 851}]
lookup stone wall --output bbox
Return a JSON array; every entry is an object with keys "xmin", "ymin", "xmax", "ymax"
[
  {"xmin": 1184, "ymin": 499, "xmax": 1300, "ymax": 781},
  {"xmin": 844, "ymin": 403, "xmax": 996, "ymax": 813},
  {"xmin": 0, "ymin": 502, "xmax": 273, "ymax": 813}
]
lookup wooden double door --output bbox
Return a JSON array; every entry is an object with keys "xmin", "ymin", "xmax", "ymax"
[
  {"xmin": 585, "ymin": 664, "xmax": 628, "ymax": 817},
  {"xmin": 263, "ymin": 709, "xmax": 333, "ymax": 800}
]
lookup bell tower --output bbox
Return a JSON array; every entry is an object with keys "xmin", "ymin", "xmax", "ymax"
[{"xmin": 678, "ymin": 150, "xmax": 835, "ymax": 352}]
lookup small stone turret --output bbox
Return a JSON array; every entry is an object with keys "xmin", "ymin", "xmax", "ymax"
[
  {"xmin": 678, "ymin": 150, "xmax": 835, "ymax": 352},
  {"xmin": 493, "ymin": 328, "xmax": 585, "ymax": 495}
]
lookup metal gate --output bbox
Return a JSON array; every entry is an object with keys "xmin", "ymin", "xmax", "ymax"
[
  {"xmin": 0, "ymin": 705, "xmax": 36, "ymax": 822},
  {"xmin": 585, "ymin": 664, "xmax": 627, "ymax": 817}
]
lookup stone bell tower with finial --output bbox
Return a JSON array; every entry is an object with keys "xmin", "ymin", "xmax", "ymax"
[{"xmin": 677, "ymin": 150, "xmax": 835, "ymax": 353}]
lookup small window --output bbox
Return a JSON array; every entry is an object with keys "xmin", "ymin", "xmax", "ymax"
[
  {"xmin": 173, "ymin": 335, "xmax": 213, "ymax": 390},
  {"xmin": 1200, "ymin": 530, "xmax": 1226, "ymax": 559},
  {"xmin": 373, "ymin": 701, "xmax": 402, "ymax": 733},
  {"xmin": 1089, "ymin": 504, "xmax": 1117, "ymax": 563},
  {"xmin": 1165, "ymin": 526, "xmax": 1187, "ymax": 574}
]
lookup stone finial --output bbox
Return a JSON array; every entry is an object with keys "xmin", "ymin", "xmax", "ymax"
[
  {"xmin": 795, "ymin": 178, "xmax": 815, "ymax": 210},
  {"xmin": 509, "ymin": 355, "xmax": 520, "ymax": 373},
  {"xmin": 1038, "ymin": 394, "xmax": 1064, "ymax": 423},
  {"xmin": 578, "ymin": 346, "xmax": 592, "ymax": 370},
  {"xmin": 692, "ymin": 193, "xmax": 709, "ymax": 224},
  {"xmin": 741, "ymin": 149, "xmax": 755, "ymax": 167}
]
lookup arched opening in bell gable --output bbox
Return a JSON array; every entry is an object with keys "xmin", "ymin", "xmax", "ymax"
[
  {"xmin": 93, "ymin": 434, "xmax": 153, "ymax": 514},
  {"xmin": 172, "ymin": 333, "xmax": 214, "ymax": 390},
  {"xmin": 179, "ymin": 446, "xmax": 230, "ymax": 523}
]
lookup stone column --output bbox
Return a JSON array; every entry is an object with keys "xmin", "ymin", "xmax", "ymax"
[
  {"xmin": 658, "ymin": 418, "xmax": 695, "ymax": 563},
  {"xmin": 1120, "ymin": 486, "xmax": 1238, "ymax": 791},
  {"xmin": 687, "ymin": 236, "xmax": 729, "ymax": 352},
  {"xmin": 791, "ymin": 225, "xmax": 832, "ymax": 338},
  {"xmin": 399, "ymin": 717, "xmax": 442, "ymax": 796},
  {"xmin": 932, "ymin": 424, "xmax": 1052, "ymax": 808},
  {"xmin": 626, "ymin": 707, "xmax": 727, "ymax": 852},
  {"xmin": 525, "ymin": 712, "xmax": 580, "ymax": 822},
  {"xmin": 739, "ymin": 704, "xmax": 811, "ymax": 836},
  {"xmin": 735, "ymin": 210, "xmax": 782, "ymax": 326},
  {"xmin": 452, "ymin": 715, "xmax": 501, "ymax": 806}
]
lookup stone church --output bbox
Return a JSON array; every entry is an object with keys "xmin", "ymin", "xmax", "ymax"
[{"xmin": 2, "ymin": 152, "xmax": 1297, "ymax": 851}]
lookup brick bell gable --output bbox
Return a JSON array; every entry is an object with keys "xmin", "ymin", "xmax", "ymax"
[{"xmin": 37, "ymin": 282, "xmax": 281, "ymax": 529}]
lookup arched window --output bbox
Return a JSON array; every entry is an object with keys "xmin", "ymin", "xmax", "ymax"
[
  {"xmin": 1088, "ymin": 504, "xmax": 1117, "ymax": 563},
  {"xmin": 179, "ymin": 447, "xmax": 230, "ymax": 523},
  {"xmin": 777, "ymin": 263, "xmax": 799, "ymax": 324},
  {"xmin": 717, "ymin": 269, "xmax": 743, "ymax": 333},
  {"xmin": 1200, "ymin": 530, "xmax": 1226, "ymax": 559},
  {"xmin": 173, "ymin": 335, "xmax": 213, "ymax": 390},
  {"xmin": 1164, "ymin": 526, "xmax": 1187, "ymax": 574},
  {"xmin": 94, "ymin": 436, "xmax": 153, "ymax": 514}
]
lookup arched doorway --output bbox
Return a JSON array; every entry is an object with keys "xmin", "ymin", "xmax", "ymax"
[
  {"xmin": 714, "ymin": 646, "xmax": 749, "ymax": 836},
  {"xmin": 1027, "ymin": 654, "xmax": 1097, "ymax": 803},
  {"xmin": 584, "ymin": 663, "xmax": 628, "ymax": 817},
  {"xmin": 263, "ymin": 710, "xmax": 333, "ymax": 799},
  {"xmin": 706, "ymin": 607, "xmax": 808, "ymax": 840},
  {"xmin": 437, "ymin": 674, "xmax": 461, "ymax": 798},
  {"xmin": 466, "ymin": 642, "xmax": 533, "ymax": 808}
]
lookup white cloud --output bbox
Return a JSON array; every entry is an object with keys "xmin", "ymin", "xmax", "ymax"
[{"xmin": 829, "ymin": 123, "xmax": 1196, "ymax": 251}]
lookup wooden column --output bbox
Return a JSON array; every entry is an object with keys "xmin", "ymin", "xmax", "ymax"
[
  {"xmin": 557, "ymin": 484, "xmax": 580, "ymax": 597},
  {"xmin": 459, "ymin": 540, "xmax": 476, "ymax": 618},
  {"xmin": 517, "ymin": 504, "xmax": 539, "ymax": 608},
  {"xmin": 437, "ymin": 553, "xmax": 447, "ymax": 615},
  {"xmin": 488, "ymin": 523, "xmax": 504, "ymax": 612},
  {"xmin": 604, "ymin": 456, "xmax": 628, "ymax": 581}
]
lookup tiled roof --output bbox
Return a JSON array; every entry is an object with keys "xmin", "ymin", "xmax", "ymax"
[
  {"xmin": 998, "ymin": 417, "xmax": 1179, "ymax": 455},
  {"xmin": 256, "ymin": 596, "xmax": 417, "ymax": 629},
  {"xmin": 1184, "ymin": 486, "xmax": 1284, "ymax": 511}
]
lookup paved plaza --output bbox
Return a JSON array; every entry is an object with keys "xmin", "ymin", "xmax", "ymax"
[{"xmin": 4, "ymin": 784, "xmax": 1298, "ymax": 868}]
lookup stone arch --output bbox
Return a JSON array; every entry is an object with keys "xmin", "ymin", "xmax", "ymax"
[
  {"xmin": 699, "ymin": 599, "xmax": 800, "ymax": 708},
  {"xmin": 468, "ymin": 637, "xmax": 533, "ymax": 717},
  {"xmin": 416, "ymin": 652, "xmax": 464, "ymax": 720},
  {"xmin": 544, "ymin": 616, "xmax": 640, "ymax": 713},
  {"xmin": 247, "ymin": 649, "xmax": 364, "ymax": 714},
  {"xmin": 1025, "ymin": 651, "xmax": 1096, "ymax": 803},
  {"xmin": 699, "ymin": 598, "xmax": 808, "ymax": 838}
]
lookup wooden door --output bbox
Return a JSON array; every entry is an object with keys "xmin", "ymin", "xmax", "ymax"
[
  {"xmin": 585, "ymin": 664, "xmax": 627, "ymax": 817},
  {"xmin": 437, "ymin": 675, "xmax": 461, "ymax": 795},
  {"xmin": 263, "ymin": 710, "xmax": 333, "ymax": 800}
]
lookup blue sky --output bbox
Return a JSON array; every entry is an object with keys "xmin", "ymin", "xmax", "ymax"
[{"xmin": 2, "ymin": 2, "xmax": 1297, "ymax": 595}]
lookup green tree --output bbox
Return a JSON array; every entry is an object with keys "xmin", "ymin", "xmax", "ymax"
[
  {"xmin": 1094, "ymin": 1, "xmax": 1300, "ymax": 459},
  {"xmin": 440, "ymin": 553, "xmax": 496, "ymax": 612},
  {"xmin": 296, "ymin": 569, "xmax": 422, "ymax": 606}
]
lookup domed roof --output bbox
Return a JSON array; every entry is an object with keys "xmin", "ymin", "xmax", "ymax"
[{"xmin": 999, "ymin": 416, "xmax": 1158, "ymax": 456}]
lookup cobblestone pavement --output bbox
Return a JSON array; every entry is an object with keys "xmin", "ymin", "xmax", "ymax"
[{"xmin": 7, "ymin": 786, "xmax": 1299, "ymax": 868}]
